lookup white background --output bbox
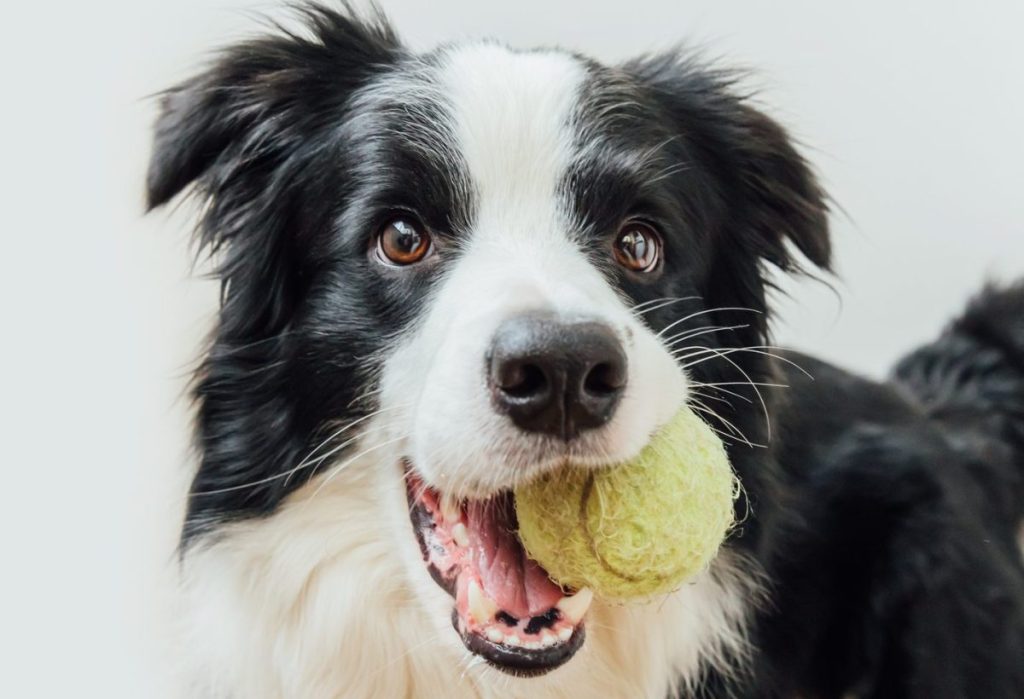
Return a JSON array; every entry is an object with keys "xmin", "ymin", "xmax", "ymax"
[{"xmin": 1, "ymin": 1, "xmax": 1021, "ymax": 696}]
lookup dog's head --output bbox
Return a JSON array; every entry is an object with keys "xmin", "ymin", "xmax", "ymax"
[{"xmin": 149, "ymin": 6, "xmax": 828, "ymax": 678}]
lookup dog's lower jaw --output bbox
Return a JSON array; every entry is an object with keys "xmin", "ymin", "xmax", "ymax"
[{"xmin": 175, "ymin": 439, "xmax": 758, "ymax": 699}]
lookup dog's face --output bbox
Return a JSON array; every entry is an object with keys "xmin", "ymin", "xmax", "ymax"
[
  {"xmin": 374, "ymin": 45, "xmax": 690, "ymax": 497},
  {"xmin": 149, "ymin": 9, "xmax": 828, "ymax": 679}
]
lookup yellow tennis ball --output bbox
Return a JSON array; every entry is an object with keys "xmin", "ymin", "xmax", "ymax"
[{"xmin": 514, "ymin": 406, "xmax": 738, "ymax": 600}]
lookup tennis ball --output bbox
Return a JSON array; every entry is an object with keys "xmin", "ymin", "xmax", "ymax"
[{"xmin": 514, "ymin": 406, "xmax": 737, "ymax": 600}]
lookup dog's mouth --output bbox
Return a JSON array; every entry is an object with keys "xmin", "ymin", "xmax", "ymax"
[{"xmin": 404, "ymin": 464, "xmax": 590, "ymax": 676}]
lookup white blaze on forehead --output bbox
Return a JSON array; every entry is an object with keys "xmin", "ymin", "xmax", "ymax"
[
  {"xmin": 377, "ymin": 43, "xmax": 687, "ymax": 500},
  {"xmin": 432, "ymin": 43, "xmax": 605, "ymax": 317},
  {"xmin": 436, "ymin": 44, "xmax": 584, "ymax": 231}
]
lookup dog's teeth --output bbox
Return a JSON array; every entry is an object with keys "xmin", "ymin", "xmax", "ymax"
[
  {"xmin": 440, "ymin": 496, "xmax": 461, "ymax": 522},
  {"xmin": 504, "ymin": 634, "xmax": 521, "ymax": 647},
  {"xmin": 451, "ymin": 523, "xmax": 469, "ymax": 547},
  {"xmin": 467, "ymin": 580, "xmax": 498, "ymax": 624},
  {"xmin": 524, "ymin": 641, "xmax": 541, "ymax": 650},
  {"xmin": 557, "ymin": 627, "xmax": 573, "ymax": 642},
  {"xmin": 555, "ymin": 587, "xmax": 593, "ymax": 624},
  {"xmin": 486, "ymin": 627, "xmax": 505, "ymax": 644},
  {"xmin": 540, "ymin": 631, "xmax": 557, "ymax": 648}
]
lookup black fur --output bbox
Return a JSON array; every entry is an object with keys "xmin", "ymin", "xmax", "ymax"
[
  {"xmin": 715, "ymin": 284, "xmax": 1024, "ymax": 698},
  {"xmin": 147, "ymin": 7, "xmax": 458, "ymax": 541},
  {"xmin": 148, "ymin": 4, "xmax": 1024, "ymax": 696}
]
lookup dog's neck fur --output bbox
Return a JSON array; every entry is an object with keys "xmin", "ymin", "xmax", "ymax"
[{"xmin": 176, "ymin": 439, "xmax": 759, "ymax": 698}]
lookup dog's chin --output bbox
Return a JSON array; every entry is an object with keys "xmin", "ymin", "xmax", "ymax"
[{"xmin": 403, "ymin": 461, "xmax": 592, "ymax": 676}]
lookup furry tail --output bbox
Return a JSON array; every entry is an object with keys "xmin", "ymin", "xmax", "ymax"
[
  {"xmin": 892, "ymin": 280, "xmax": 1024, "ymax": 452},
  {"xmin": 879, "ymin": 282, "xmax": 1024, "ymax": 699}
]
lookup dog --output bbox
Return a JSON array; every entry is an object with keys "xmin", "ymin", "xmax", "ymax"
[{"xmin": 146, "ymin": 5, "xmax": 1024, "ymax": 697}]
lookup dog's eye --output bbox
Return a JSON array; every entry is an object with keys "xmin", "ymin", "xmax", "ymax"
[
  {"xmin": 613, "ymin": 222, "xmax": 661, "ymax": 273},
  {"xmin": 377, "ymin": 217, "xmax": 431, "ymax": 266}
]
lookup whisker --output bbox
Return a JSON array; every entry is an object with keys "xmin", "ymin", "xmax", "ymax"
[
  {"xmin": 302, "ymin": 419, "xmax": 409, "ymax": 485},
  {"xmin": 676, "ymin": 345, "xmax": 813, "ymax": 380},
  {"xmin": 727, "ymin": 346, "xmax": 814, "ymax": 379},
  {"xmin": 689, "ymin": 404, "xmax": 763, "ymax": 448},
  {"xmin": 630, "ymin": 296, "xmax": 682, "ymax": 313},
  {"xmin": 688, "ymin": 389, "xmax": 736, "ymax": 409},
  {"xmin": 662, "ymin": 324, "xmax": 750, "ymax": 349},
  {"xmin": 688, "ymin": 398, "xmax": 758, "ymax": 447},
  {"xmin": 676, "ymin": 345, "xmax": 773, "ymax": 439},
  {"xmin": 290, "ymin": 404, "xmax": 408, "ymax": 480},
  {"xmin": 688, "ymin": 398, "xmax": 745, "ymax": 441},
  {"xmin": 689, "ymin": 382, "xmax": 754, "ymax": 404},
  {"xmin": 694, "ymin": 381, "xmax": 790, "ymax": 389},
  {"xmin": 191, "ymin": 421, "xmax": 399, "ymax": 496},
  {"xmin": 630, "ymin": 295, "xmax": 700, "ymax": 317},
  {"xmin": 308, "ymin": 435, "xmax": 410, "ymax": 501},
  {"xmin": 659, "ymin": 323, "xmax": 724, "ymax": 345},
  {"xmin": 655, "ymin": 306, "xmax": 763, "ymax": 340}
]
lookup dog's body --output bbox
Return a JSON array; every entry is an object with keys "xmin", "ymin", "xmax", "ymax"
[{"xmin": 148, "ymin": 6, "xmax": 1024, "ymax": 697}]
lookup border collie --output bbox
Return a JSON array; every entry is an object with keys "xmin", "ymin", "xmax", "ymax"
[{"xmin": 146, "ymin": 5, "xmax": 1024, "ymax": 697}]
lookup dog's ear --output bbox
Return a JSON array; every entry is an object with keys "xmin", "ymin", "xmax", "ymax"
[
  {"xmin": 718, "ymin": 100, "xmax": 831, "ymax": 273},
  {"xmin": 147, "ymin": 7, "xmax": 400, "ymax": 210},
  {"xmin": 148, "ymin": 9, "xmax": 403, "ymax": 543},
  {"xmin": 146, "ymin": 7, "xmax": 400, "ymax": 340},
  {"xmin": 625, "ymin": 53, "xmax": 831, "ymax": 276}
]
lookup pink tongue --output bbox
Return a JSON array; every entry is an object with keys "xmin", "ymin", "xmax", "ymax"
[{"xmin": 465, "ymin": 495, "xmax": 564, "ymax": 619}]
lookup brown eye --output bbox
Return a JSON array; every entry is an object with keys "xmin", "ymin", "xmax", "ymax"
[
  {"xmin": 613, "ymin": 222, "xmax": 661, "ymax": 272},
  {"xmin": 377, "ymin": 217, "xmax": 431, "ymax": 265}
]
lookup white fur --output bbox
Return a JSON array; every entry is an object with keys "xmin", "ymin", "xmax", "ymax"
[
  {"xmin": 177, "ymin": 44, "xmax": 756, "ymax": 698},
  {"xmin": 178, "ymin": 439, "xmax": 760, "ymax": 698},
  {"xmin": 379, "ymin": 44, "xmax": 686, "ymax": 499}
]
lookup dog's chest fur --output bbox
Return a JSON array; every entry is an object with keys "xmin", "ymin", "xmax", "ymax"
[{"xmin": 176, "ymin": 446, "xmax": 757, "ymax": 699}]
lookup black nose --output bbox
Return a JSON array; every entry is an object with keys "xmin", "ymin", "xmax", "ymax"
[{"xmin": 488, "ymin": 313, "xmax": 627, "ymax": 440}]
